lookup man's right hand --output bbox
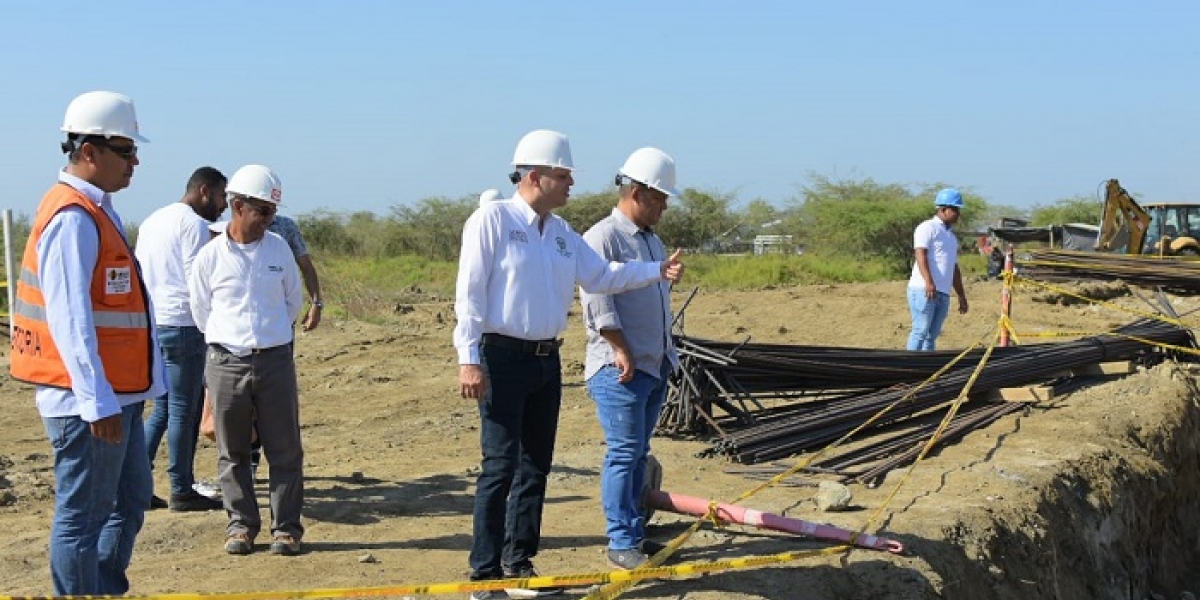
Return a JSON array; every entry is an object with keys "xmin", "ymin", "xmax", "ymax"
[
  {"xmin": 90, "ymin": 414, "xmax": 122, "ymax": 444},
  {"xmin": 924, "ymin": 281, "xmax": 936, "ymax": 300},
  {"xmin": 460, "ymin": 364, "xmax": 488, "ymax": 400},
  {"xmin": 661, "ymin": 248, "xmax": 685, "ymax": 283},
  {"xmin": 613, "ymin": 349, "xmax": 635, "ymax": 384}
]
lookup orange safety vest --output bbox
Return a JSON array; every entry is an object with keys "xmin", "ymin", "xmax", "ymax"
[{"xmin": 9, "ymin": 182, "xmax": 153, "ymax": 393}]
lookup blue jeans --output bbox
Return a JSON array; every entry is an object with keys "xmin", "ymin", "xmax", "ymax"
[
  {"xmin": 469, "ymin": 343, "xmax": 562, "ymax": 579},
  {"xmin": 907, "ymin": 288, "xmax": 951, "ymax": 351},
  {"xmin": 144, "ymin": 325, "xmax": 207, "ymax": 496},
  {"xmin": 586, "ymin": 359, "xmax": 671, "ymax": 550},
  {"xmin": 43, "ymin": 402, "xmax": 152, "ymax": 596}
]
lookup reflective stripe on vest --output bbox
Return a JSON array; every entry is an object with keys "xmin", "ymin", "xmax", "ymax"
[
  {"xmin": 12, "ymin": 295, "xmax": 149, "ymax": 329},
  {"xmin": 9, "ymin": 183, "xmax": 153, "ymax": 393}
]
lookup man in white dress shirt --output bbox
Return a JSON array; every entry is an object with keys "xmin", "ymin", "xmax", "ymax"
[
  {"xmin": 454, "ymin": 129, "xmax": 684, "ymax": 599},
  {"xmin": 188, "ymin": 164, "xmax": 305, "ymax": 556}
]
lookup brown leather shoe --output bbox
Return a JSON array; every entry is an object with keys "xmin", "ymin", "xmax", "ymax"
[
  {"xmin": 224, "ymin": 533, "xmax": 253, "ymax": 555},
  {"xmin": 270, "ymin": 533, "xmax": 301, "ymax": 556}
]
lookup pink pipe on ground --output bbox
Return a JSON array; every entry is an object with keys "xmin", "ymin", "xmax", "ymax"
[{"xmin": 644, "ymin": 489, "xmax": 904, "ymax": 554}]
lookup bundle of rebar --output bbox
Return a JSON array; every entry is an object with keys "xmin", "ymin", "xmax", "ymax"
[
  {"xmin": 726, "ymin": 399, "xmax": 1027, "ymax": 486},
  {"xmin": 661, "ymin": 319, "xmax": 1192, "ymax": 479},
  {"xmin": 1018, "ymin": 249, "xmax": 1200, "ymax": 291},
  {"xmin": 658, "ymin": 337, "xmax": 1028, "ymax": 435}
]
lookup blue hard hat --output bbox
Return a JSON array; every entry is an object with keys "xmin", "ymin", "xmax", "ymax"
[{"xmin": 934, "ymin": 188, "xmax": 964, "ymax": 209}]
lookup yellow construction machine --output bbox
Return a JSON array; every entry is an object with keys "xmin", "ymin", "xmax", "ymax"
[{"xmin": 1096, "ymin": 179, "xmax": 1200, "ymax": 256}]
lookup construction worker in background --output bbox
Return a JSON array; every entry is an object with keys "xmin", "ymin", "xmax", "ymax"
[
  {"xmin": 907, "ymin": 188, "xmax": 969, "ymax": 351},
  {"xmin": 136, "ymin": 166, "xmax": 227, "ymax": 513},
  {"xmin": 10, "ymin": 91, "xmax": 165, "ymax": 595},
  {"xmin": 454, "ymin": 129, "xmax": 686, "ymax": 600},
  {"xmin": 581, "ymin": 148, "xmax": 682, "ymax": 570},
  {"xmin": 268, "ymin": 214, "xmax": 324, "ymax": 331},
  {"xmin": 189, "ymin": 165, "xmax": 305, "ymax": 556}
]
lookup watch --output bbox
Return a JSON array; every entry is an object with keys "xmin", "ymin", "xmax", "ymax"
[{"xmin": 312, "ymin": 300, "xmax": 324, "ymax": 309}]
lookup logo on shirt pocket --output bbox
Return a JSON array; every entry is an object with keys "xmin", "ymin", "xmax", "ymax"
[{"xmin": 555, "ymin": 236, "xmax": 571, "ymax": 258}]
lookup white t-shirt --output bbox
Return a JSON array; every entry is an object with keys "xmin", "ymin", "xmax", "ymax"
[
  {"xmin": 135, "ymin": 203, "xmax": 211, "ymax": 327},
  {"xmin": 188, "ymin": 231, "xmax": 303, "ymax": 356},
  {"xmin": 908, "ymin": 215, "xmax": 958, "ymax": 294}
]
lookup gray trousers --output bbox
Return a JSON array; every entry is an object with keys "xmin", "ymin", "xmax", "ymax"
[{"xmin": 206, "ymin": 344, "xmax": 304, "ymax": 540}]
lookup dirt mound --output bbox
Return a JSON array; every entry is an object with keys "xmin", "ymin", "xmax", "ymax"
[{"xmin": 0, "ymin": 280, "xmax": 1197, "ymax": 599}]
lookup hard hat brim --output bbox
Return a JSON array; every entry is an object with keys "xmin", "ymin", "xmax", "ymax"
[
  {"xmin": 656, "ymin": 184, "xmax": 682, "ymax": 197},
  {"xmin": 60, "ymin": 127, "xmax": 150, "ymax": 144}
]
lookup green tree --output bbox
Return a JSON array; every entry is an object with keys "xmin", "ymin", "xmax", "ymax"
[
  {"xmin": 741, "ymin": 199, "xmax": 783, "ymax": 233},
  {"xmin": 1028, "ymin": 196, "xmax": 1102, "ymax": 227},
  {"xmin": 386, "ymin": 196, "xmax": 476, "ymax": 260},
  {"xmin": 656, "ymin": 188, "xmax": 739, "ymax": 250},
  {"xmin": 557, "ymin": 191, "xmax": 618, "ymax": 233},
  {"xmin": 795, "ymin": 175, "xmax": 988, "ymax": 272},
  {"xmin": 298, "ymin": 210, "xmax": 363, "ymax": 255}
]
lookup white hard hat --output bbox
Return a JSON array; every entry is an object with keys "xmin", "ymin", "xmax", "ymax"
[
  {"xmin": 511, "ymin": 129, "xmax": 574, "ymax": 170},
  {"xmin": 61, "ymin": 91, "xmax": 149, "ymax": 143},
  {"xmin": 226, "ymin": 165, "xmax": 283, "ymax": 204},
  {"xmin": 618, "ymin": 147, "xmax": 680, "ymax": 197},
  {"xmin": 479, "ymin": 189, "xmax": 504, "ymax": 207}
]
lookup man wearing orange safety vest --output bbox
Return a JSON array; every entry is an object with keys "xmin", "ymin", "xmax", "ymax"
[{"xmin": 10, "ymin": 91, "xmax": 165, "ymax": 596}]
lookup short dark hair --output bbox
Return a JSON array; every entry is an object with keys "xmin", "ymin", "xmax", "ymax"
[
  {"xmin": 186, "ymin": 167, "xmax": 226, "ymax": 193},
  {"xmin": 61, "ymin": 134, "xmax": 90, "ymax": 163}
]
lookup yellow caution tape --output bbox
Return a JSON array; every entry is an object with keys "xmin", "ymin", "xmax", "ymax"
[
  {"xmin": 0, "ymin": 545, "xmax": 850, "ymax": 600},
  {"xmin": 1012, "ymin": 275, "xmax": 1200, "ymax": 329}
]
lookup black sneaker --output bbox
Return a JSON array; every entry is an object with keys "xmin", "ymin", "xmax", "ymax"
[
  {"xmin": 170, "ymin": 490, "xmax": 223, "ymax": 512},
  {"xmin": 607, "ymin": 547, "xmax": 649, "ymax": 571},
  {"xmin": 640, "ymin": 539, "xmax": 667, "ymax": 556},
  {"xmin": 504, "ymin": 563, "xmax": 563, "ymax": 597},
  {"xmin": 148, "ymin": 495, "xmax": 168, "ymax": 510}
]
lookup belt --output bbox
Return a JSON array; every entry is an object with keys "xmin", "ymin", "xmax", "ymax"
[
  {"xmin": 482, "ymin": 333, "xmax": 563, "ymax": 357},
  {"xmin": 209, "ymin": 343, "xmax": 291, "ymax": 356}
]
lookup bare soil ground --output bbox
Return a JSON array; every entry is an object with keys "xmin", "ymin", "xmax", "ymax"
[{"xmin": 1, "ymin": 279, "xmax": 1198, "ymax": 600}]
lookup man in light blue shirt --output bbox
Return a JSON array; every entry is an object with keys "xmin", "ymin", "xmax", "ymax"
[
  {"xmin": 12, "ymin": 91, "xmax": 165, "ymax": 596},
  {"xmin": 581, "ymin": 148, "xmax": 682, "ymax": 570}
]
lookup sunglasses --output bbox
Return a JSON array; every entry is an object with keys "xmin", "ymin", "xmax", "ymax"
[
  {"xmin": 88, "ymin": 139, "xmax": 138, "ymax": 160},
  {"xmin": 240, "ymin": 200, "xmax": 277, "ymax": 217}
]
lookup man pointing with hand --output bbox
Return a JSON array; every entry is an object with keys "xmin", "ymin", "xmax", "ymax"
[{"xmin": 453, "ymin": 130, "xmax": 684, "ymax": 599}]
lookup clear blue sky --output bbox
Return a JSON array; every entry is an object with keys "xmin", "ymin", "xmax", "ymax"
[{"xmin": 3, "ymin": 1, "xmax": 1197, "ymax": 223}]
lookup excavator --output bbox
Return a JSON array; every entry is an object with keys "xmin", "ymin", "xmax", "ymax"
[{"xmin": 1095, "ymin": 179, "xmax": 1200, "ymax": 256}]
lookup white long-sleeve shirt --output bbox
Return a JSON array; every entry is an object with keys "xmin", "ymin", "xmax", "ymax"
[
  {"xmin": 35, "ymin": 171, "xmax": 166, "ymax": 421},
  {"xmin": 135, "ymin": 202, "xmax": 210, "ymax": 327},
  {"xmin": 454, "ymin": 192, "xmax": 663, "ymax": 365},
  {"xmin": 188, "ymin": 230, "xmax": 303, "ymax": 356}
]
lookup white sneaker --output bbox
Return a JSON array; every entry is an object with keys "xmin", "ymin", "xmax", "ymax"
[{"xmin": 192, "ymin": 480, "xmax": 221, "ymax": 499}]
